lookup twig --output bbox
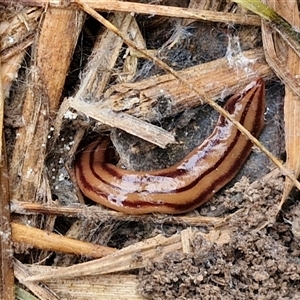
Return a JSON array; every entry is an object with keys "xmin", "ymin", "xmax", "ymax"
[
  {"xmin": 11, "ymin": 200, "xmax": 226, "ymax": 227},
  {"xmin": 2, "ymin": 0, "xmax": 262, "ymax": 26}
]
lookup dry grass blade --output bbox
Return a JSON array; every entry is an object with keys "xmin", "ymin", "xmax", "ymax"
[
  {"xmin": 11, "ymin": 200, "xmax": 227, "ymax": 227},
  {"xmin": 262, "ymin": 0, "xmax": 300, "ymax": 209},
  {"xmin": 262, "ymin": 24, "xmax": 300, "ymax": 96},
  {"xmin": 14, "ymin": 259, "xmax": 59, "ymax": 300},
  {"xmin": 44, "ymin": 274, "xmax": 144, "ymax": 300},
  {"xmin": 19, "ymin": 269, "xmax": 144, "ymax": 300},
  {"xmin": 11, "ymin": 222, "xmax": 116, "ymax": 258}
]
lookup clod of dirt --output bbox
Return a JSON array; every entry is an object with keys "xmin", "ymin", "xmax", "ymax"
[
  {"xmin": 139, "ymin": 230, "xmax": 300, "ymax": 300},
  {"xmin": 139, "ymin": 172, "xmax": 300, "ymax": 299}
]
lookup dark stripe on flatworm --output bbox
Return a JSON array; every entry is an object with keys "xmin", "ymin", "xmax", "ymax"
[{"xmin": 88, "ymin": 84, "xmax": 256, "ymax": 195}]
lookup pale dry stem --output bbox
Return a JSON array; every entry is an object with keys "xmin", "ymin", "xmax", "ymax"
[{"xmin": 262, "ymin": 0, "xmax": 300, "ymax": 210}]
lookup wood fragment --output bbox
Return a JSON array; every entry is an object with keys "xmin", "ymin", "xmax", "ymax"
[
  {"xmin": 103, "ymin": 48, "xmax": 273, "ymax": 120},
  {"xmin": 70, "ymin": 102, "xmax": 176, "ymax": 148},
  {"xmin": 234, "ymin": 0, "xmax": 300, "ymax": 59},
  {"xmin": 36, "ymin": 7, "xmax": 85, "ymax": 113},
  {"xmin": 121, "ymin": 18, "xmax": 146, "ymax": 83},
  {"xmin": 1, "ymin": 51, "xmax": 26, "ymax": 97},
  {"xmin": 9, "ymin": 7, "xmax": 84, "ymax": 204},
  {"xmin": 0, "ymin": 7, "xmax": 41, "ymax": 58}
]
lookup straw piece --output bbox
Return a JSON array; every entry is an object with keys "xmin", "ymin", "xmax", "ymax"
[
  {"xmin": 24, "ymin": 227, "xmax": 230, "ymax": 282},
  {"xmin": 262, "ymin": 0, "xmax": 300, "ymax": 208}
]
